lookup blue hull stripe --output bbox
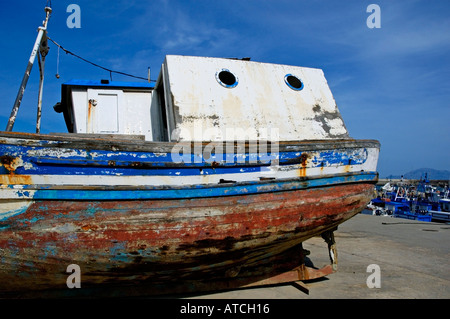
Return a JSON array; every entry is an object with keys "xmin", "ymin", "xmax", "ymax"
[
  {"xmin": 27, "ymin": 172, "xmax": 377, "ymax": 200},
  {"xmin": 0, "ymin": 143, "xmax": 369, "ymax": 177}
]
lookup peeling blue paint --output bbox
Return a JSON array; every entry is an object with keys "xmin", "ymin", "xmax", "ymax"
[
  {"xmin": 110, "ymin": 241, "xmax": 130, "ymax": 263},
  {"xmin": 20, "ymin": 172, "xmax": 378, "ymax": 200},
  {"xmin": 41, "ymin": 245, "xmax": 58, "ymax": 260},
  {"xmin": 16, "ymin": 191, "xmax": 31, "ymax": 198},
  {"xmin": 0, "ymin": 205, "xmax": 30, "ymax": 223},
  {"xmin": 0, "ymin": 143, "xmax": 368, "ymax": 176}
]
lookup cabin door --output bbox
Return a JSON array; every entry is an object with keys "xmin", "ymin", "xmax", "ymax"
[{"xmin": 87, "ymin": 89, "xmax": 124, "ymax": 134}]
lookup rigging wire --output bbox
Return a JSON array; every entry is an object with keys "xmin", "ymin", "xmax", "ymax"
[{"xmin": 47, "ymin": 36, "xmax": 154, "ymax": 82}]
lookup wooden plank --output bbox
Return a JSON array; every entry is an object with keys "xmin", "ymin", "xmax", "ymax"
[
  {"xmin": 49, "ymin": 132, "xmax": 146, "ymax": 140},
  {"xmin": 0, "ymin": 183, "xmax": 373, "ymax": 295}
]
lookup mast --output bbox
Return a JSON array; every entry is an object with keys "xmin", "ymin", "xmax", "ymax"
[
  {"xmin": 36, "ymin": 26, "xmax": 50, "ymax": 133},
  {"xmin": 5, "ymin": 6, "xmax": 52, "ymax": 132}
]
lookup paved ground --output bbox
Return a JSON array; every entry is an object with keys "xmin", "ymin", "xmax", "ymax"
[{"xmin": 183, "ymin": 213, "xmax": 450, "ymax": 299}]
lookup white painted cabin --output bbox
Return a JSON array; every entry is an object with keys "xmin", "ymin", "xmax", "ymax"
[{"xmin": 55, "ymin": 55, "xmax": 350, "ymax": 142}]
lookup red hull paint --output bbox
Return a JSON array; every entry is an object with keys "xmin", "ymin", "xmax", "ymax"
[{"xmin": 0, "ymin": 183, "xmax": 373, "ymax": 296}]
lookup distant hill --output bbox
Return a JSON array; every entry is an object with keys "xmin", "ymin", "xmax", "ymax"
[{"xmin": 386, "ymin": 168, "xmax": 450, "ymax": 180}]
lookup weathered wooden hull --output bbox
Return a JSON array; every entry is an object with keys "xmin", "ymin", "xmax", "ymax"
[
  {"xmin": 0, "ymin": 132, "xmax": 379, "ymax": 297},
  {"xmin": 0, "ymin": 183, "xmax": 373, "ymax": 297}
]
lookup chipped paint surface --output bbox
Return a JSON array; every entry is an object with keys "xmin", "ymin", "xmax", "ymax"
[
  {"xmin": 0, "ymin": 131, "xmax": 379, "ymax": 295},
  {"xmin": 0, "ymin": 182, "xmax": 374, "ymax": 295},
  {"xmin": 164, "ymin": 56, "xmax": 349, "ymax": 141},
  {"xmin": 0, "ymin": 134, "xmax": 378, "ymax": 190}
]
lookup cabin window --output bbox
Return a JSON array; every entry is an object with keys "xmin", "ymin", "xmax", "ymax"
[
  {"xmin": 216, "ymin": 69, "xmax": 238, "ymax": 88},
  {"xmin": 284, "ymin": 74, "xmax": 304, "ymax": 91}
]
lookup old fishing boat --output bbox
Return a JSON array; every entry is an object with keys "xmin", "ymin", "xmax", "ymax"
[{"xmin": 0, "ymin": 8, "xmax": 379, "ymax": 297}]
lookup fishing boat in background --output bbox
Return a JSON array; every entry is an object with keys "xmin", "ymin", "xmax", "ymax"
[
  {"xmin": 385, "ymin": 201, "xmax": 432, "ymax": 222},
  {"xmin": 415, "ymin": 175, "xmax": 450, "ymax": 222},
  {"xmin": 0, "ymin": 7, "xmax": 379, "ymax": 297},
  {"xmin": 367, "ymin": 175, "xmax": 449, "ymax": 223},
  {"xmin": 429, "ymin": 199, "xmax": 450, "ymax": 222}
]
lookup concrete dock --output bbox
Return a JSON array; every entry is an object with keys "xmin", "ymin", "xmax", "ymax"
[{"xmin": 186, "ymin": 213, "xmax": 450, "ymax": 299}]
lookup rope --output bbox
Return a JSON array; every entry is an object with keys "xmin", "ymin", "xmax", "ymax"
[{"xmin": 47, "ymin": 36, "xmax": 154, "ymax": 82}]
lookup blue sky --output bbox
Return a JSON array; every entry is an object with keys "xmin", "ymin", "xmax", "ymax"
[{"xmin": 0, "ymin": 0, "xmax": 449, "ymax": 178}]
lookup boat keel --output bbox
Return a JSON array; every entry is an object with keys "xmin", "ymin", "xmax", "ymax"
[{"xmin": 242, "ymin": 228, "xmax": 338, "ymax": 295}]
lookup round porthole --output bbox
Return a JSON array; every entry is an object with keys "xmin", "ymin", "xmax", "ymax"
[
  {"xmin": 284, "ymin": 74, "xmax": 304, "ymax": 91},
  {"xmin": 216, "ymin": 69, "xmax": 238, "ymax": 88}
]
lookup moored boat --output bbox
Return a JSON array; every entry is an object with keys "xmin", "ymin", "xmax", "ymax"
[
  {"xmin": 0, "ymin": 7, "xmax": 379, "ymax": 297},
  {"xmin": 429, "ymin": 198, "xmax": 450, "ymax": 223}
]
